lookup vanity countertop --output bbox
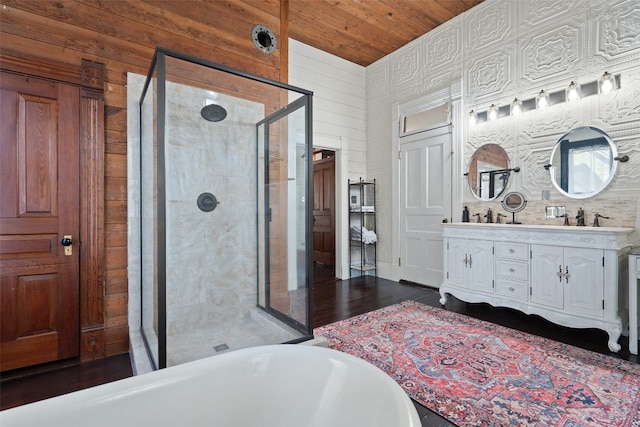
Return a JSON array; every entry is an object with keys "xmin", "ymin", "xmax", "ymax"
[{"xmin": 446, "ymin": 222, "xmax": 634, "ymax": 234}]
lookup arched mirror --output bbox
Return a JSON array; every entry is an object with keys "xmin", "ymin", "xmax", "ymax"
[
  {"xmin": 547, "ymin": 126, "xmax": 617, "ymax": 199},
  {"xmin": 466, "ymin": 144, "xmax": 515, "ymax": 201}
]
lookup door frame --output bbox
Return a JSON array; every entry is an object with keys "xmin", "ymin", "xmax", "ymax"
[
  {"xmin": 313, "ymin": 136, "xmax": 348, "ymax": 279},
  {"xmin": 391, "ymin": 82, "xmax": 463, "ymax": 283},
  {"xmin": 0, "ymin": 54, "xmax": 106, "ymax": 361}
]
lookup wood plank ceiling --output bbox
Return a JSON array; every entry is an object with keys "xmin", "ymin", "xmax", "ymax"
[{"xmin": 288, "ymin": 0, "xmax": 484, "ymax": 66}]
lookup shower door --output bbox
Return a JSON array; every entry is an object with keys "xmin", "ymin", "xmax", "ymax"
[{"xmin": 258, "ymin": 96, "xmax": 311, "ymax": 333}]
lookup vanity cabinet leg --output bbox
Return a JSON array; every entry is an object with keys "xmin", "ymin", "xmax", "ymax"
[{"xmin": 439, "ymin": 289, "xmax": 448, "ymax": 305}]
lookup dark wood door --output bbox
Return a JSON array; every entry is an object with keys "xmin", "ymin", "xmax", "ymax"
[
  {"xmin": 0, "ymin": 72, "xmax": 80, "ymax": 371},
  {"xmin": 313, "ymin": 157, "xmax": 335, "ymax": 266}
]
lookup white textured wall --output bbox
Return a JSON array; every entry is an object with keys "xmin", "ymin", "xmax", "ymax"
[
  {"xmin": 367, "ymin": 0, "xmax": 640, "ymax": 280},
  {"xmin": 289, "ymin": 39, "xmax": 367, "ymax": 179}
]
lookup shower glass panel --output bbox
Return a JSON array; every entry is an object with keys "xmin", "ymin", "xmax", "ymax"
[{"xmin": 140, "ymin": 48, "xmax": 313, "ymax": 369}]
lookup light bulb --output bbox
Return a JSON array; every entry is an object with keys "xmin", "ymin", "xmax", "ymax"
[
  {"xmin": 536, "ymin": 90, "xmax": 549, "ymax": 109},
  {"xmin": 510, "ymin": 98, "xmax": 522, "ymax": 116},
  {"xmin": 566, "ymin": 81, "xmax": 581, "ymax": 101},
  {"xmin": 469, "ymin": 110, "xmax": 477, "ymax": 126},
  {"xmin": 599, "ymin": 71, "xmax": 616, "ymax": 94},
  {"xmin": 488, "ymin": 104, "xmax": 498, "ymax": 121}
]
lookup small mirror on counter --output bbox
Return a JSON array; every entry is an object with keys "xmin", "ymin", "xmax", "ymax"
[
  {"xmin": 501, "ymin": 191, "xmax": 527, "ymax": 224},
  {"xmin": 547, "ymin": 126, "xmax": 617, "ymax": 199},
  {"xmin": 545, "ymin": 206, "xmax": 566, "ymax": 219},
  {"xmin": 466, "ymin": 144, "xmax": 516, "ymax": 201}
]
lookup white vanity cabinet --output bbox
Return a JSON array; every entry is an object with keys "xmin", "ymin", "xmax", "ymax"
[{"xmin": 440, "ymin": 223, "xmax": 633, "ymax": 352}]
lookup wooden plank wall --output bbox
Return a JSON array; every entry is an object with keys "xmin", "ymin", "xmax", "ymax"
[{"xmin": 0, "ymin": 0, "xmax": 286, "ymax": 357}]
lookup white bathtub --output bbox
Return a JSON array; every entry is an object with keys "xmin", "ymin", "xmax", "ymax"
[{"xmin": 1, "ymin": 344, "xmax": 421, "ymax": 427}]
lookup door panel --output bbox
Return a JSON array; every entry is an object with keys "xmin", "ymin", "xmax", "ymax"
[
  {"xmin": 565, "ymin": 248, "xmax": 603, "ymax": 316},
  {"xmin": 530, "ymin": 245, "xmax": 564, "ymax": 309},
  {"xmin": 400, "ymin": 130, "xmax": 452, "ymax": 285},
  {"xmin": 468, "ymin": 239, "xmax": 494, "ymax": 293},
  {"xmin": 1, "ymin": 72, "xmax": 80, "ymax": 371},
  {"xmin": 313, "ymin": 157, "xmax": 335, "ymax": 266}
]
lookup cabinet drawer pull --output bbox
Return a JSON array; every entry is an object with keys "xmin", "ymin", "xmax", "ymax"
[
  {"xmin": 509, "ymin": 268, "xmax": 515, "ymax": 272},
  {"xmin": 558, "ymin": 265, "xmax": 563, "ymax": 283},
  {"xmin": 509, "ymin": 248, "xmax": 515, "ymax": 253},
  {"xmin": 509, "ymin": 286, "xmax": 515, "ymax": 292}
]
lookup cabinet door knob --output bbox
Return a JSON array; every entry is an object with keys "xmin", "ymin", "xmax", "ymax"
[
  {"xmin": 509, "ymin": 248, "xmax": 515, "ymax": 253},
  {"xmin": 509, "ymin": 268, "xmax": 515, "ymax": 272},
  {"xmin": 509, "ymin": 287, "xmax": 515, "ymax": 292}
]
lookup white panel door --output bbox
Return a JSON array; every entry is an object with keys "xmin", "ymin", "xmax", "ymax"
[{"xmin": 399, "ymin": 129, "xmax": 452, "ymax": 286}]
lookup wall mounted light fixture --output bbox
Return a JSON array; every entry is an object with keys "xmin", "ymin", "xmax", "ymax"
[
  {"xmin": 468, "ymin": 72, "xmax": 621, "ymax": 126},
  {"xmin": 536, "ymin": 90, "xmax": 550, "ymax": 109},
  {"xmin": 599, "ymin": 71, "xmax": 617, "ymax": 94},
  {"xmin": 566, "ymin": 81, "xmax": 582, "ymax": 101}
]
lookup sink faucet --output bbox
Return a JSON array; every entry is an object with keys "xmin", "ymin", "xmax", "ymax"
[
  {"xmin": 562, "ymin": 213, "xmax": 570, "ymax": 226},
  {"xmin": 576, "ymin": 207, "xmax": 585, "ymax": 226},
  {"xmin": 593, "ymin": 213, "xmax": 609, "ymax": 227},
  {"xmin": 473, "ymin": 213, "xmax": 482, "ymax": 223},
  {"xmin": 496, "ymin": 213, "xmax": 506, "ymax": 224},
  {"xmin": 484, "ymin": 208, "xmax": 493, "ymax": 223}
]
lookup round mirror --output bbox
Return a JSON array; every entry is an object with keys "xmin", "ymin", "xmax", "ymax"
[
  {"xmin": 466, "ymin": 144, "xmax": 511, "ymax": 201},
  {"xmin": 548, "ymin": 126, "xmax": 617, "ymax": 199},
  {"xmin": 501, "ymin": 191, "xmax": 527, "ymax": 224}
]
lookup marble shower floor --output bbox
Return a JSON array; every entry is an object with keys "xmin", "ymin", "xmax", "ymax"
[{"xmin": 166, "ymin": 308, "xmax": 302, "ymax": 366}]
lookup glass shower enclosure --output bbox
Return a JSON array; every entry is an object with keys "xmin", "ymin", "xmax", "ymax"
[{"xmin": 139, "ymin": 47, "xmax": 313, "ymax": 369}]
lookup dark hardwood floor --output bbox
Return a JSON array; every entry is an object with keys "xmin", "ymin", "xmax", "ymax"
[{"xmin": 2, "ymin": 270, "xmax": 638, "ymax": 427}]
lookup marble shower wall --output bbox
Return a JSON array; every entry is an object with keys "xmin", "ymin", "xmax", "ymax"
[
  {"xmin": 165, "ymin": 81, "xmax": 263, "ymax": 336},
  {"xmin": 366, "ymin": 0, "xmax": 640, "ymax": 272}
]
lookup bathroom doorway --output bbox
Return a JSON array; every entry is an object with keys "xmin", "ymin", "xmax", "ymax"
[{"xmin": 312, "ymin": 149, "xmax": 338, "ymax": 285}]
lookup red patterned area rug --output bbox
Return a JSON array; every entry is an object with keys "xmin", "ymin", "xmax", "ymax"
[{"xmin": 314, "ymin": 301, "xmax": 640, "ymax": 427}]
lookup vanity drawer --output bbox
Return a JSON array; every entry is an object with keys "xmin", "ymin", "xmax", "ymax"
[
  {"xmin": 495, "ymin": 242, "xmax": 528, "ymax": 260},
  {"xmin": 495, "ymin": 279, "xmax": 528, "ymax": 301},
  {"xmin": 495, "ymin": 260, "xmax": 529, "ymax": 281}
]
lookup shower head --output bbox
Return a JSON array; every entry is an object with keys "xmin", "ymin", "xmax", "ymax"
[{"xmin": 201, "ymin": 104, "xmax": 227, "ymax": 122}]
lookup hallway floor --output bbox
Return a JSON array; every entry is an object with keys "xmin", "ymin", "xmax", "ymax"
[{"xmin": 2, "ymin": 274, "xmax": 637, "ymax": 426}]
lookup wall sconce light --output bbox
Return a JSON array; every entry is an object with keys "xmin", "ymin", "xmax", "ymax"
[
  {"xmin": 510, "ymin": 98, "xmax": 522, "ymax": 116},
  {"xmin": 469, "ymin": 110, "xmax": 477, "ymax": 126},
  {"xmin": 599, "ymin": 71, "xmax": 617, "ymax": 94},
  {"xmin": 536, "ymin": 90, "xmax": 550, "ymax": 109},
  {"xmin": 566, "ymin": 81, "xmax": 582, "ymax": 101},
  {"xmin": 488, "ymin": 104, "xmax": 498, "ymax": 121}
]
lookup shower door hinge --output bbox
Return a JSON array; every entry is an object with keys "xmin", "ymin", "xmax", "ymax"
[{"xmin": 398, "ymin": 257, "xmax": 401, "ymax": 267}]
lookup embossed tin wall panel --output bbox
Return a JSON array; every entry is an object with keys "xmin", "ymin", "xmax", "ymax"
[{"xmin": 366, "ymin": 0, "xmax": 640, "ymax": 267}]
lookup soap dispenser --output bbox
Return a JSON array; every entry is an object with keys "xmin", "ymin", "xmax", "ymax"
[{"xmin": 462, "ymin": 206, "xmax": 470, "ymax": 222}]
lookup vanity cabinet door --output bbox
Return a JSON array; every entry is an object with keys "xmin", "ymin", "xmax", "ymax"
[
  {"xmin": 530, "ymin": 245, "xmax": 564, "ymax": 309},
  {"xmin": 445, "ymin": 238, "xmax": 469, "ymax": 288},
  {"xmin": 564, "ymin": 248, "xmax": 604, "ymax": 317},
  {"xmin": 444, "ymin": 238, "xmax": 493, "ymax": 292},
  {"xmin": 531, "ymin": 245, "xmax": 604, "ymax": 316},
  {"xmin": 468, "ymin": 239, "xmax": 494, "ymax": 293}
]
